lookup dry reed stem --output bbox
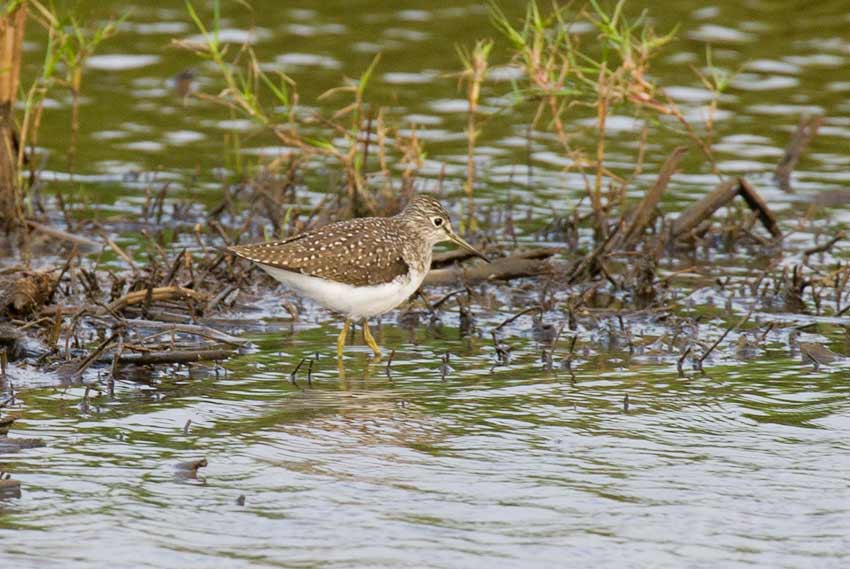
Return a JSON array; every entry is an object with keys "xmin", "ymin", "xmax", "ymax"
[
  {"xmin": 618, "ymin": 146, "xmax": 688, "ymax": 248},
  {"xmin": 107, "ymin": 286, "xmax": 208, "ymax": 313},
  {"xmin": 0, "ymin": 3, "xmax": 27, "ymax": 229},
  {"xmin": 775, "ymin": 116, "xmax": 822, "ymax": 193}
]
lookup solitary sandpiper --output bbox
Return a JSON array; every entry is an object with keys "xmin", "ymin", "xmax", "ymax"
[{"xmin": 228, "ymin": 195, "xmax": 488, "ymax": 358}]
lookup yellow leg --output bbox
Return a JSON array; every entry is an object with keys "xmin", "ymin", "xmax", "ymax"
[
  {"xmin": 337, "ymin": 318, "xmax": 351, "ymax": 358},
  {"xmin": 362, "ymin": 319, "xmax": 382, "ymax": 359}
]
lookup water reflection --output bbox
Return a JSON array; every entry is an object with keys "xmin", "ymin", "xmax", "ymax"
[{"xmin": 6, "ymin": 329, "xmax": 850, "ymax": 566}]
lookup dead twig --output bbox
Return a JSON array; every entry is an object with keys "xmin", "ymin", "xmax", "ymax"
[
  {"xmin": 775, "ymin": 116, "xmax": 822, "ymax": 193},
  {"xmin": 803, "ymin": 231, "xmax": 846, "ymax": 259},
  {"xmin": 671, "ymin": 178, "xmax": 780, "ymax": 239},
  {"xmin": 619, "ymin": 146, "xmax": 688, "ymax": 248},
  {"xmin": 677, "ymin": 346, "xmax": 691, "ymax": 377},
  {"xmin": 119, "ymin": 319, "xmax": 245, "ymax": 345},
  {"xmin": 96, "ymin": 348, "xmax": 234, "ymax": 366},
  {"xmin": 494, "ymin": 306, "xmax": 542, "ymax": 332},
  {"xmin": 98, "ymin": 231, "xmax": 138, "ymax": 272},
  {"xmin": 568, "ymin": 224, "xmax": 621, "ymax": 283},
  {"xmin": 431, "ymin": 289, "xmax": 466, "ymax": 310},
  {"xmin": 106, "ymin": 286, "xmax": 208, "ymax": 313},
  {"xmin": 737, "ymin": 179, "xmax": 781, "ymax": 239},
  {"xmin": 698, "ymin": 307, "xmax": 754, "ymax": 369},
  {"xmin": 425, "ymin": 250, "xmax": 554, "ymax": 286},
  {"xmin": 385, "ymin": 349, "xmax": 395, "ymax": 379},
  {"xmin": 72, "ymin": 332, "xmax": 119, "ymax": 379},
  {"xmin": 289, "ymin": 357, "xmax": 307, "ymax": 385},
  {"xmin": 27, "ymin": 220, "xmax": 100, "ymax": 248}
]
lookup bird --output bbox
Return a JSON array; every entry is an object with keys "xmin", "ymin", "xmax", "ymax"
[{"xmin": 227, "ymin": 195, "xmax": 489, "ymax": 359}]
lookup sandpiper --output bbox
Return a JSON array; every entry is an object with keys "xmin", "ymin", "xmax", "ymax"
[{"xmin": 228, "ymin": 195, "xmax": 488, "ymax": 358}]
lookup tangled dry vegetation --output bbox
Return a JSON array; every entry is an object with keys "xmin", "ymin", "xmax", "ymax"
[
  {"xmin": 0, "ymin": 1, "xmax": 848, "ymax": 400},
  {"xmin": 0, "ymin": 113, "xmax": 843, "ymax": 391}
]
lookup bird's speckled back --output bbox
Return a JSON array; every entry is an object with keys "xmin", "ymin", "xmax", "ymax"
[{"xmin": 228, "ymin": 195, "xmax": 451, "ymax": 286}]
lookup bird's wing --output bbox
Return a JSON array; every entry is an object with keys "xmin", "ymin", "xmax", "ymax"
[{"xmin": 228, "ymin": 218, "xmax": 410, "ymax": 287}]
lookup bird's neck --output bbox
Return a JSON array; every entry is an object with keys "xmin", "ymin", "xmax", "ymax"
[{"xmin": 402, "ymin": 236, "xmax": 432, "ymax": 276}]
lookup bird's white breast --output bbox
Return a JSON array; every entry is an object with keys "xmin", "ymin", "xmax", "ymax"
[{"xmin": 259, "ymin": 265, "xmax": 426, "ymax": 319}]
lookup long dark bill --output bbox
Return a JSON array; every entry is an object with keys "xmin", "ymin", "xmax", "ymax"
[{"xmin": 447, "ymin": 229, "xmax": 490, "ymax": 263}]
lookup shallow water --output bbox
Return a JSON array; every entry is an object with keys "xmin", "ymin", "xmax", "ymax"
[{"xmin": 4, "ymin": 1, "xmax": 850, "ymax": 568}]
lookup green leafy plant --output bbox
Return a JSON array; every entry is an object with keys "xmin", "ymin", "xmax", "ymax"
[{"xmin": 487, "ymin": 0, "xmax": 728, "ymax": 239}]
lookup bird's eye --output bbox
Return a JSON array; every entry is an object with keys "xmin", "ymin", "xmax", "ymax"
[{"xmin": 432, "ymin": 217, "xmax": 444, "ymax": 227}]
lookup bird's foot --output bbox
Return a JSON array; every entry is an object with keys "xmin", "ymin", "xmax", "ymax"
[
  {"xmin": 336, "ymin": 318, "xmax": 351, "ymax": 359},
  {"xmin": 362, "ymin": 320, "xmax": 383, "ymax": 361}
]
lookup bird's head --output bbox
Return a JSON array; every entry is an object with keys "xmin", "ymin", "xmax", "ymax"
[{"xmin": 399, "ymin": 195, "xmax": 489, "ymax": 262}]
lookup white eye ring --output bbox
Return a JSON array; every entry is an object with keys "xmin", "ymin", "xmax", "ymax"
[{"xmin": 432, "ymin": 217, "xmax": 444, "ymax": 227}]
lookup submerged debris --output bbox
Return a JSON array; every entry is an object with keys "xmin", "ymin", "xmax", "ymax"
[
  {"xmin": 0, "ymin": 271, "xmax": 56, "ymax": 318},
  {"xmin": 0, "ymin": 411, "xmax": 45, "ymax": 498},
  {"xmin": 671, "ymin": 178, "xmax": 780, "ymax": 240},
  {"xmin": 175, "ymin": 458, "xmax": 208, "ymax": 472},
  {"xmin": 0, "ymin": 416, "xmax": 14, "ymax": 436},
  {"xmin": 799, "ymin": 343, "xmax": 845, "ymax": 369},
  {"xmin": 775, "ymin": 116, "xmax": 822, "ymax": 193},
  {"xmin": 0, "ymin": 477, "xmax": 21, "ymax": 499},
  {"xmin": 0, "ymin": 87, "xmax": 841, "ymax": 394},
  {"xmin": 174, "ymin": 457, "xmax": 208, "ymax": 481}
]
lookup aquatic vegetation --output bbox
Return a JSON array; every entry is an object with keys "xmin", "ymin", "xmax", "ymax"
[
  {"xmin": 456, "ymin": 38, "xmax": 493, "ymax": 229},
  {"xmin": 0, "ymin": 1, "xmax": 849, "ymax": 566},
  {"xmin": 0, "ymin": 1, "xmax": 27, "ymax": 231},
  {"xmin": 0, "ymin": 0, "xmax": 121, "ymax": 230},
  {"xmin": 0, "ymin": 0, "xmax": 844, "ymax": 389}
]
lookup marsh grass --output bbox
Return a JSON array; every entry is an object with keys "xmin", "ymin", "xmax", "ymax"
[
  {"xmin": 457, "ymin": 39, "xmax": 493, "ymax": 231},
  {"xmin": 3, "ymin": 0, "xmax": 120, "ymax": 234},
  {"xmin": 487, "ymin": 0, "xmax": 728, "ymax": 239},
  {"xmin": 177, "ymin": 0, "xmax": 729, "ymax": 241},
  {"xmin": 178, "ymin": 0, "xmax": 396, "ymax": 221},
  {"xmin": 50, "ymin": 11, "xmax": 121, "ymax": 172},
  {"xmin": 0, "ymin": 0, "xmax": 27, "ymax": 231}
]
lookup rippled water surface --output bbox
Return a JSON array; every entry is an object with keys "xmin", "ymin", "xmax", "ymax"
[{"xmin": 3, "ymin": 1, "xmax": 850, "ymax": 567}]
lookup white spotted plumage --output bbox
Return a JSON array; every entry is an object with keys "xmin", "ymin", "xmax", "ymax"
[{"xmin": 228, "ymin": 195, "xmax": 477, "ymax": 320}]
